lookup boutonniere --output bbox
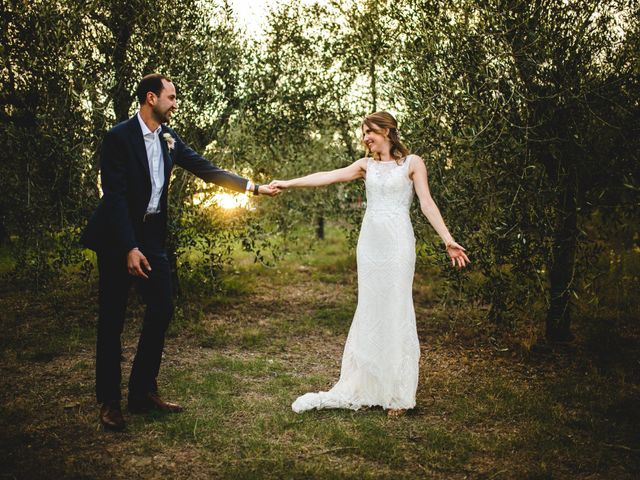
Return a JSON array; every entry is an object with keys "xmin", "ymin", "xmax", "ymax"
[{"xmin": 162, "ymin": 132, "xmax": 175, "ymax": 151}]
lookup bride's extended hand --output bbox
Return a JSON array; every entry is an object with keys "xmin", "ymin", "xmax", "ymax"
[
  {"xmin": 446, "ymin": 241, "xmax": 470, "ymax": 269},
  {"xmin": 269, "ymin": 179, "xmax": 291, "ymax": 190}
]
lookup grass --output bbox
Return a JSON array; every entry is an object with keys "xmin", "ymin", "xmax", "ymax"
[{"xmin": 0, "ymin": 224, "xmax": 638, "ymax": 479}]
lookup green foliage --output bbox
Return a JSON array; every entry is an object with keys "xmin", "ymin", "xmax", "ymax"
[
  {"xmin": 1, "ymin": 0, "xmax": 637, "ymax": 338},
  {"xmin": 389, "ymin": 0, "xmax": 640, "ymax": 332}
]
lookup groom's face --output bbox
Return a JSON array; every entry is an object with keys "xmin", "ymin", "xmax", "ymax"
[{"xmin": 150, "ymin": 80, "xmax": 177, "ymax": 124}]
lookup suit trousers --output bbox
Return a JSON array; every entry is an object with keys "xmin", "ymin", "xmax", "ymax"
[{"xmin": 95, "ymin": 215, "xmax": 174, "ymax": 403}]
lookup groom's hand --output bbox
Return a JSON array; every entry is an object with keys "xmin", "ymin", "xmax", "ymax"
[{"xmin": 128, "ymin": 248, "xmax": 151, "ymax": 279}]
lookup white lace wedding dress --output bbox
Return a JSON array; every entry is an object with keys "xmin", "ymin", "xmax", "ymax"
[{"xmin": 292, "ymin": 155, "xmax": 421, "ymax": 412}]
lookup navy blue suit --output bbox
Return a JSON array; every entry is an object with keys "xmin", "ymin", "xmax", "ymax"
[{"xmin": 81, "ymin": 115, "xmax": 248, "ymax": 403}]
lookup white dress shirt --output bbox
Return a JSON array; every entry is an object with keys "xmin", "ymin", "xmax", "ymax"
[{"xmin": 137, "ymin": 112, "xmax": 165, "ymax": 214}]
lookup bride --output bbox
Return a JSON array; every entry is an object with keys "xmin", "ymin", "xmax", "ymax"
[{"xmin": 270, "ymin": 112, "xmax": 470, "ymax": 416}]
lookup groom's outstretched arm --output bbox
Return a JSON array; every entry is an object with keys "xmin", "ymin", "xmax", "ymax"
[{"xmin": 170, "ymin": 129, "xmax": 249, "ymax": 193}]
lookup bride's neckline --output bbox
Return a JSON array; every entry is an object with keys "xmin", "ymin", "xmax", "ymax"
[{"xmin": 373, "ymin": 156, "xmax": 408, "ymax": 164}]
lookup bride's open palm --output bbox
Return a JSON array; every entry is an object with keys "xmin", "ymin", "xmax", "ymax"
[{"xmin": 446, "ymin": 241, "xmax": 470, "ymax": 269}]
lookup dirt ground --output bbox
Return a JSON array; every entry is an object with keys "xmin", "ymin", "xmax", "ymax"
[{"xmin": 1, "ymin": 258, "xmax": 638, "ymax": 479}]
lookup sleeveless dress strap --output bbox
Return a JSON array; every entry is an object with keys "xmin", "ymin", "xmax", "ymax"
[
  {"xmin": 403, "ymin": 154, "xmax": 414, "ymax": 180},
  {"xmin": 403, "ymin": 154, "xmax": 413, "ymax": 168}
]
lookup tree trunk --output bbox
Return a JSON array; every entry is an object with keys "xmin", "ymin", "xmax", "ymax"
[
  {"xmin": 316, "ymin": 216, "xmax": 325, "ymax": 240},
  {"xmin": 0, "ymin": 215, "xmax": 7, "ymax": 245},
  {"xmin": 369, "ymin": 57, "xmax": 377, "ymax": 112},
  {"xmin": 109, "ymin": 3, "xmax": 134, "ymax": 122},
  {"xmin": 545, "ymin": 165, "xmax": 578, "ymax": 342},
  {"xmin": 336, "ymin": 100, "xmax": 356, "ymax": 160}
]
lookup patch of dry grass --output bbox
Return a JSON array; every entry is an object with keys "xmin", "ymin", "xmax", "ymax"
[{"xmin": 0, "ymin": 226, "xmax": 638, "ymax": 479}]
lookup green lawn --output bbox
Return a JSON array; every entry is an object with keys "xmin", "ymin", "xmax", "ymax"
[{"xmin": 0, "ymin": 225, "xmax": 638, "ymax": 479}]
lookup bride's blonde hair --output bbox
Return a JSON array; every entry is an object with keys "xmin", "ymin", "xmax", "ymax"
[{"xmin": 362, "ymin": 111, "xmax": 410, "ymax": 163}]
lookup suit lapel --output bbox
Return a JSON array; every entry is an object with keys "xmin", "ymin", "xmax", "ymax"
[
  {"xmin": 159, "ymin": 126, "xmax": 173, "ymax": 180},
  {"xmin": 128, "ymin": 116, "xmax": 151, "ymax": 183}
]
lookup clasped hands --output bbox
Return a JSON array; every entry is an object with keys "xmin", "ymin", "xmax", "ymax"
[
  {"xmin": 256, "ymin": 184, "xmax": 280, "ymax": 196},
  {"xmin": 263, "ymin": 179, "xmax": 290, "ymax": 196}
]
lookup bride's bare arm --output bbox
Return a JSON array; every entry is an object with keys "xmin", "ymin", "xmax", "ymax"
[
  {"xmin": 411, "ymin": 155, "xmax": 470, "ymax": 268},
  {"xmin": 270, "ymin": 158, "xmax": 367, "ymax": 189}
]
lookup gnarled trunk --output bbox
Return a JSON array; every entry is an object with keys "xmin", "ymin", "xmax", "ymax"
[
  {"xmin": 109, "ymin": 2, "xmax": 135, "ymax": 122},
  {"xmin": 545, "ymin": 165, "xmax": 578, "ymax": 341}
]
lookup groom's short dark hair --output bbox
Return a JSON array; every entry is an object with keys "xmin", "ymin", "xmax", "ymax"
[{"xmin": 136, "ymin": 73, "xmax": 173, "ymax": 105}]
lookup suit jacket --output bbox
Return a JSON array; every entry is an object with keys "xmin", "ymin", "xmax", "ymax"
[{"xmin": 80, "ymin": 115, "xmax": 248, "ymax": 253}]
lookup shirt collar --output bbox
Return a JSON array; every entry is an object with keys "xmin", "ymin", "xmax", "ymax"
[{"xmin": 137, "ymin": 111, "xmax": 161, "ymax": 136}]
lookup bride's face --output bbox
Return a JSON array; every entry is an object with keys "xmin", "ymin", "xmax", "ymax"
[{"xmin": 362, "ymin": 123, "xmax": 389, "ymax": 154}]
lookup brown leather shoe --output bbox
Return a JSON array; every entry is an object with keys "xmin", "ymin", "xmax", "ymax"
[
  {"xmin": 100, "ymin": 401, "xmax": 126, "ymax": 431},
  {"xmin": 128, "ymin": 392, "xmax": 184, "ymax": 414}
]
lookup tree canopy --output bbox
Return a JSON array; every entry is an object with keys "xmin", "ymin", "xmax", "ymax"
[{"xmin": 1, "ymin": 0, "xmax": 638, "ymax": 342}]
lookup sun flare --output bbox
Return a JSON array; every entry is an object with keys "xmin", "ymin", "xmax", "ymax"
[
  {"xmin": 214, "ymin": 192, "xmax": 250, "ymax": 210},
  {"xmin": 193, "ymin": 191, "xmax": 250, "ymax": 210}
]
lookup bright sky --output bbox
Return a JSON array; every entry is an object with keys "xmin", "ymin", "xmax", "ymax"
[
  {"xmin": 227, "ymin": 0, "xmax": 279, "ymax": 36},
  {"xmin": 228, "ymin": 0, "xmax": 326, "ymax": 37}
]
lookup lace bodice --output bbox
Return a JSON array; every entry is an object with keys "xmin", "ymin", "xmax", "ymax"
[{"xmin": 364, "ymin": 156, "xmax": 414, "ymax": 214}]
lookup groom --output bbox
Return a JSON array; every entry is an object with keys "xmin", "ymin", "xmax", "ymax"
[{"xmin": 81, "ymin": 73, "xmax": 277, "ymax": 431}]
